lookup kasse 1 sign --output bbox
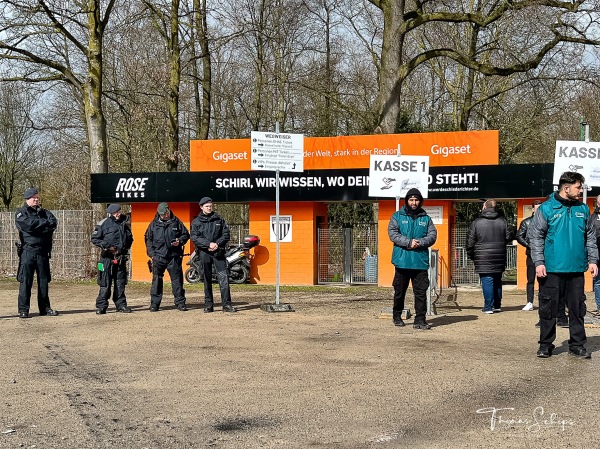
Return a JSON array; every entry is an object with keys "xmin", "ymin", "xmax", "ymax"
[{"xmin": 369, "ymin": 155, "xmax": 429, "ymax": 198}]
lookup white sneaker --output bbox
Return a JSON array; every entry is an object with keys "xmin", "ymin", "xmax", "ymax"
[
  {"xmin": 493, "ymin": 308, "xmax": 502, "ymax": 313},
  {"xmin": 522, "ymin": 302, "xmax": 534, "ymax": 311},
  {"xmin": 483, "ymin": 310, "xmax": 494, "ymax": 314}
]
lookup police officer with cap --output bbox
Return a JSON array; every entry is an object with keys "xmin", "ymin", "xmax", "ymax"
[
  {"xmin": 191, "ymin": 197, "xmax": 236, "ymax": 312},
  {"xmin": 144, "ymin": 202, "xmax": 190, "ymax": 311},
  {"xmin": 15, "ymin": 187, "xmax": 59, "ymax": 318},
  {"xmin": 91, "ymin": 204, "xmax": 134, "ymax": 314}
]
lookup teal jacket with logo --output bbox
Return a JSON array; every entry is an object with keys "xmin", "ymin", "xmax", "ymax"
[
  {"xmin": 388, "ymin": 207, "xmax": 437, "ymax": 270},
  {"xmin": 528, "ymin": 193, "xmax": 598, "ymax": 273}
]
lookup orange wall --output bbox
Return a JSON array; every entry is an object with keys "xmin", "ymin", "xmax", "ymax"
[
  {"xmin": 378, "ymin": 200, "xmax": 452, "ymax": 288},
  {"xmin": 248, "ymin": 202, "xmax": 328, "ymax": 285},
  {"xmin": 130, "ymin": 203, "xmax": 197, "ymax": 282},
  {"xmin": 516, "ymin": 197, "xmax": 594, "ymax": 292}
]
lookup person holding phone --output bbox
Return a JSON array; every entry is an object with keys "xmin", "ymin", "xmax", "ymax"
[{"xmin": 144, "ymin": 202, "xmax": 190, "ymax": 312}]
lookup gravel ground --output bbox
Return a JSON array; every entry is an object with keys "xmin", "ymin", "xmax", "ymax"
[{"xmin": 0, "ymin": 278, "xmax": 599, "ymax": 449}]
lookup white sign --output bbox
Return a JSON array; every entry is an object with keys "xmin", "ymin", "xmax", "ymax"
[
  {"xmin": 270, "ymin": 215, "xmax": 292, "ymax": 242},
  {"xmin": 554, "ymin": 140, "xmax": 600, "ymax": 186},
  {"xmin": 251, "ymin": 131, "xmax": 304, "ymax": 173},
  {"xmin": 423, "ymin": 206, "xmax": 443, "ymax": 225},
  {"xmin": 368, "ymin": 155, "xmax": 429, "ymax": 198}
]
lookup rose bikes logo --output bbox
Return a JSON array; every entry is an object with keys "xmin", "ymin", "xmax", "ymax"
[{"xmin": 115, "ymin": 177, "xmax": 149, "ymax": 199}]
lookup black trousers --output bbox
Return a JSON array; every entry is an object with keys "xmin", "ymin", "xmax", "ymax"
[
  {"xmin": 150, "ymin": 256, "xmax": 186, "ymax": 307},
  {"xmin": 200, "ymin": 251, "xmax": 232, "ymax": 307},
  {"xmin": 96, "ymin": 257, "xmax": 128, "ymax": 310},
  {"xmin": 17, "ymin": 250, "xmax": 52, "ymax": 313},
  {"xmin": 525, "ymin": 256, "xmax": 537, "ymax": 304},
  {"xmin": 392, "ymin": 268, "xmax": 429, "ymax": 323},
  {"xmin": 538, "ymin": 272, "xmax": 587, "ymax": 350}
]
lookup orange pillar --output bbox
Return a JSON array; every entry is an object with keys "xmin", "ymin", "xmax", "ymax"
[
  {"xmin": 377, "ymin": 200, "xmax": 451, "ymax": 288},
  {"xmin": 248, "ymin": 202, "xmax": 328, "ymax": 285}
]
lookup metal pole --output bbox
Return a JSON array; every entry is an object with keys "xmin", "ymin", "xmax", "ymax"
[
  {"xmin": 582, "ymin": 122, "xmax": 590, "ymax": 204},
  {"xmin": 275, "ymin": 122, "xmax": 281, "ymax": 305}
]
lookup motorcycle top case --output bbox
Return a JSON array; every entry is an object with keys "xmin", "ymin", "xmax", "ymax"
[{"xmin": 242, "ymin": 235, "xmax": 260, "ymax": 249}]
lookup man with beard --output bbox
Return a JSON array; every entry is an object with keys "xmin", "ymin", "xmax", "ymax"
[
  {"xmin": 191, "ymin": 197, "xmax": 237, "ymax": 313},
  {"xmin": 466, "ymin": 199, "xmax": 515, "ymax": 314},
  {"xmin": 528, "ymin": 172, "xmax": 598, "ymax": 359},
  {"xmin": 388, "ymin": 188, "xmax": 437, "ymax": 329},
  {"xmin": 144, "ymin": 202, "xmax": 190, "ymax": 312}
]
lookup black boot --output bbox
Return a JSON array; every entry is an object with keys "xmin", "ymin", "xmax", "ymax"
[{"xmin": 392, "ymin": 313, "xmax": 405, "ymax": 327}]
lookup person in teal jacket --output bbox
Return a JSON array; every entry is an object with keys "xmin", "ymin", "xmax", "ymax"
[
  {"xmin": 528, "ymin": 171, "xmax": 598, "ymax": 359},
  {"xmin": 388, "ymin": 188, "xmax": 437, "ymax": 329}
]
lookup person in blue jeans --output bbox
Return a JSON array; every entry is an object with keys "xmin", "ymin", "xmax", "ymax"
[
  {"xmin": 465, "ymin": 199, "xmax": 515, "ymax": 314},
  {"xmin": 592, "ymin": 194, "xmax": 600, "ymax": 315}
]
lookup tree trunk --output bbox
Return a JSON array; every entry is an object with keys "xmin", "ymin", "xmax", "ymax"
[
  {"xmin": 373, "ymin": 1, "xmax": 405, "ymax": 134},
  {"xmin": 193, "ymin": 0, "xmax": 211, "ymax": 140},
  {"xmin": 166, "ymin": 0, "xmax": 181, "ymax": 172}
]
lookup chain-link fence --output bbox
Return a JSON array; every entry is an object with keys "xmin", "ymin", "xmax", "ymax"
[
  {"xmin": 0, "ymin": 210, "xmax": 249, "ymax": 280},
  {"xmin": 317, "ymin": 224, "xmax": 378, "ymax": 284}
]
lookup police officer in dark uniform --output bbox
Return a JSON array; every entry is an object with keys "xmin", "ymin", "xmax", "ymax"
[
  {"xmin": 191, "ymin": 197, "xmax": 236, "ymax": 313},
  {"xmin": 144, "ymin": 202, "xmax": 190, "ymax": 312},
  {"xmin": 91, "ymin": 204, "xmax": 134, "ymax": 314},
  {"xmin": 15, "ymin": 188, "xmax": 59, "ymax": 318}
]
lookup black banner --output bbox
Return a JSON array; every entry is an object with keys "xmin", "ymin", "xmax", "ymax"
[{"xmin": 90, "ymin": 164, "xmax": 594, "ymax": 203}]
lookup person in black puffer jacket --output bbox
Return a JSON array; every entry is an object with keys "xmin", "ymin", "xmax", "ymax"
[
  {"xmin": 465, "ymin": 199, "xmax": 515, "ymax": 314},
  {"xmin": 592, "ymin": 194, "xmax": 600, "ymax": 315},
  {"xmin": 516, "ymin": 199, "xmax": 542, "ymax": 311},
  {"xmin": 191, "ymin": 197, "xmax": 236, "ymax": 313},
  {"xmin": 145, "ymin": 202, "xmax": 190, "ymax": 312}
]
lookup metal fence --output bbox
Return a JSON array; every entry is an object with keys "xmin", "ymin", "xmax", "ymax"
[
  {"xmin": 0, "ymin": 210, "xmax": 100, "ymax": 279},
  {"xmin": 451, "ymin": 224, "xmax": 517, "ymax": 285},
  {"xmin": 317, "ymin": 223, "xmax": 378, "ymax": 284},
  {"xmin": 0, "ymin": 210, "xmax": 248, "ymax": 280}
]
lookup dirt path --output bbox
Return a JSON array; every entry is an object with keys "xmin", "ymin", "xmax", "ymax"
[{"xmin": 0, "ymin": 279, "xmax": 599, "ymax": 448}]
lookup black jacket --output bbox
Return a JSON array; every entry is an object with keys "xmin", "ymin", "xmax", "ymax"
[
  {"xmin": 593, "ymin": 207, "xmax": 600, "ymax": 250},
  {"xmin": 516, "ymin": 215, "xmax": 533, "ymax": 257},
  {"xmin": 15, "ymin": 204, "xmax": 57, "ymax": 256},
  {"xmin": 465, "ymin": 208, "xmax": 515, "ymax": 274},
  {"xmin": 91, "ymin": 215, "xmax": 134, "ymax": 256},
  {"xmin": 190, "ymin": 211, "xmax": 230, "ymax": 254},
  {"xmin": 144, "ymin": 211, "xmax": 190, "ymax": 260}
]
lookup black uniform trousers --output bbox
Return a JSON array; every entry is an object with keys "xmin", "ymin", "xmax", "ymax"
[
  {"xmin": 150, "ymin": 256, "xmax": 186, "ymax": 308},
  {"xmin": 17, "ymin": 250, "xmax": 52, "ymax": 313},
  {"xmin": 96, "ymin": 256, "xmax": 128, "ymax": 311},
  {"xmin": 200, "ymin": 251, "xmax": 232, "ymax": 307},
  {"xmin": 538, "ymin": 272, "xmax": 587, "ymax": 350},
  {"xmin": 392, "ymin": 268, "xmax": 429, "ymax": 323},
  {"xmin": 525, "ymin": 256, "xmax": 537, "ymax": 304}
]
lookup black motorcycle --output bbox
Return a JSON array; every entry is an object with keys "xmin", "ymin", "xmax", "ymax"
[{"xmin": 185, "ymin": 235, "xmax": 260, "ymax": 284}]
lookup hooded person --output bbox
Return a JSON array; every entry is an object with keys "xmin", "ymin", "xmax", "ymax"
[
  {"xmin": 144, "ymin": 202, "xmax": 190, "ymax": 312},
  {"xmin": 387, "ymin": 187, "xmax": 437, "ymax": 329}
]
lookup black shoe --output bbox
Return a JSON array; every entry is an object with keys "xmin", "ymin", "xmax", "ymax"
[
  {"xmin": 557, "ymin": 318, "xmax": 569, "ymax": 328},
  {"xmin": 204, "ymin": 306, "xmax": 214, "ymax": 313},
  {"xmin": 535, "ymin": 321, "xmax": 541, "ymax": 328},
  {"xmin": 41, "ymin": 308, "xmax": 59, "ymax": 316},
  {"xmin": 19, "ymin": 311, "xmax": 29, "ymax": 319},
  {"xmin": 222, "ymin": 304, "xmax": 237, "ymax": 313},
  {"xmin": 96, "ymin": 308, "xmax": 107, "ymax": 315},
  {"xmin": 116, "ymin": 306, "xmax": 132, "ymax": 313},
  {"xmin": 413, "ymin": 322, "xmax": 432, "ymax": 330},
  {"xmin": 149, "ymin": 305, "xmax": 159, "ymax": 312},
  {"xmin": 176, "ymin": 304, "xmax": 188, "ymax": 311},
  {"xmin": 569, "ymin": 347, "xmax": 591, "ymax": 359},
  {"xmin": 537, "ymin": 344, "xmax": 555, "ymax": 358},
  {"xmin": 393, "ymin": 317, "xmax": 405, "ymax": 327}
]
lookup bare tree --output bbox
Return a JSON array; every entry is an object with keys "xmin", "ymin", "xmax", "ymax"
[
  {"xmin": 0, "ymin": 0, "xmax": 117, "ymax": 179},
  {"xmin": 0, "ymin": 84, "xmax": 40, "ymax": 210},
  {"xmin": 364, "ymin": 0, "xmax": 600, "ymax": 134}
]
